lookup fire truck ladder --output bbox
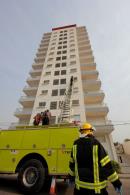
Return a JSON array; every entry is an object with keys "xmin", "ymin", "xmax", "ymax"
[{"xmin": 59, "ymin": 76, "xmax": 73, "ymax": 124}]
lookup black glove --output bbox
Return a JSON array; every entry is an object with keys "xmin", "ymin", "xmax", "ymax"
[{"xmin": 112, "ymin": 179, "xmax": 122, "ymax": 193}]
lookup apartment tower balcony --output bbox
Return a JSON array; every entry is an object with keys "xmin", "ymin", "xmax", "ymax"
[
  {"xmin": 23, "ymin": 86, "xmax": 37, "ymax": 96},
  {"xmin": 19, "ymin": 96, "xmax": 35, "ymax": 107}
]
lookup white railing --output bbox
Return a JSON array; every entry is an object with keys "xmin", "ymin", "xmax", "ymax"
[
  {"xmin": 27, "ymin": 76, "xmax": 40, "ymax": 81},
  {"xmin": 19, "ymin": 96, "xmax": 35, "ymax": 101},
  {"xmin": 23, "ymin": 86, "xmax": 37, "ymax": 90},
  {"xmin": 14, "ymin": 108, "xmax": 32, "ymax": 115}
]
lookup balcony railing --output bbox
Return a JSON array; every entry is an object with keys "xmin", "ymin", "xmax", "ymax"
[
  {"xmin": 82, "ymin": 79, "xmax": 101, "ymax": 85},
  {"xmin": 80, "ymin": 63, "xmax": 96, "ymax": 70},
  {"xmin": 23, "ymin": 86, "xmax": 37, "ymax": 91},
  {"xmin": 78, "ymin": 40, "xmax": 90, "ymax": 46},
  {"xmin": 84, "ymin": 90, "xmax": 104, "ymax": 97},
  {"xmin": 27, "ymin": 76, "xmax": 40, "ymax": 82},
  {"xmin": 8, "ymin": 122, "xmax": 30, "ymax": 129},
  {"xmin": 78, "ymin": 45, "xmax": 91, "ymax": 51},
  {"xmin": 79, "ymin": 51, "xmax": 92, "ymax": 57},
  {"xmin": 14, "ymin": 108, "xmax": 32, "ymax": 116},
  {"xmin": 93, "ymin": 120, "xmax": 114, "ymax": 134},
  {"xmin": 34, "ymin": 57, "xmax": 45, "ymax": 63},
  {"xmin": 32, "ymin": 63, "xmax": 44, "ymax": 69},
  {"xmin": 83, "ymin": 79, "xmax": 101, "ymax": 91},
  {"xmin": 19, "ymin": 96, "xmax": 35, "ymax": 102},
  {"xmin": 84, "ymin": 90, "xmax": 105, "ymax": 104},
  {"xmin": 26, "ymin": 76, "xmax": 40, "ymax": 87},
  {"xmin": 29, "ymin": 68, "xmax": 42, "ymax": 76},
  {"xmin": 36, "ymin": 51, "xmax": 46, "ymax": 57},
  {"xmin": 79, "ymin": 56, "xmax": 94, "ymax": 64},
  {"xmin": 81, "ymin": 70, "xmax": 98, "ymax": 76},
  {"xmin": 85, "ymin": 104, "xmax": 109, "ymax": 117},
  {"xmin": 39, "ymin": 43, "xmax": 49, "ymax": 49}
]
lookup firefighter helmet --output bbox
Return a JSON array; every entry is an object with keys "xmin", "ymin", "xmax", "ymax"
[{"xmin": 79, "ymin": 123, "xmax": 96, "ymax": 132}]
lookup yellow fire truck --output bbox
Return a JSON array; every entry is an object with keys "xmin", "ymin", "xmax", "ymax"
[{"xmin": 0, "ymin": 125, "xmax": 78, "ymax": 193}]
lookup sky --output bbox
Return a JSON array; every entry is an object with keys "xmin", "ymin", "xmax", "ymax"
[{"xmin": 0, "ymin": 0, "xmax": 130, "ymax": 143}]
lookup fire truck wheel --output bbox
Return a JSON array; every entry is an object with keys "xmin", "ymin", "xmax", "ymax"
[{"xmin": 17, "ymin": 159, "xmax": 45, "ymax": 193}]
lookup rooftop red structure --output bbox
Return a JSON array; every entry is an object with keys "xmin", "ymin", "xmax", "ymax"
[{"xmin": 52, "ymin": 24, "xmax": 76, "ymax": 31}]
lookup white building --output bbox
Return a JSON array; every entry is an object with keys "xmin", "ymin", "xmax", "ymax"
[
  {"xmin": 123, "ymin": 140, "xmax": 130, "ymax": 155},
  {"xmin": 14, "ymin": 24, "xmax": 117, "ymax": 160}
]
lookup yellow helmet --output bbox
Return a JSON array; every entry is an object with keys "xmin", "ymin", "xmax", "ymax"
[{"xmin": 79, "ymin": 123, "xmax": 96, "ymax": 132}]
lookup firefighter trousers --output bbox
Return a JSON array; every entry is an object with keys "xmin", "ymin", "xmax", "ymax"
[{"xmin": 74, "ymin": 187, "xmax": 108, "ymax": 195}]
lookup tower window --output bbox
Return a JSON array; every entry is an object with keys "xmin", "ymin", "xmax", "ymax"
[
  {"xmin": 56, "ymin": 57, "xmax": 61, "ymax": 61},
  {"xmin": 46, "ymin": 64, "xmax": 52, "ymax": 68},
  {"xmin": 41, "ymin": 90, "xmax": 48, "ymax": 95},
  {"xmin": 49, "ymin": 52, "xmax": 54, "ymax": 55},
  {"xmin": 54, "ymin": 71, "xmax": 60, "ymax": 76},
  {"xmin": 60, "ymin": 79, "xmax": 66, "ymax": 84},
  {"xmin": 61, "ymin": 62, "xmax": 66, "ymax": 67},
  {"xmin": 43, "ymin": 80, "xmax": 49, "ymax": 84},
  {"xmin": 72, "ymin": 100, "xmax": 79, "ymax": 106},
  {"xmin": 70, "ymin": 61, "xmax": 76, "ymax": 65},
  {"xmin": 70, "ymin": 32, "xmax": 74, "ymax": 35},
  {"xmin": 70, "ymin": 35, "xmax": 74, "ymax": 39},
  {"xmin": 70, "ymin": 68, "xmax": 77, "ymax": 73},
  {"xmin": 45, "ymin": 71, "xmax": 51, "ymax": 75},
  {"xmin": 73, "ymin": 87, "xmax": 78, "ymax": 93},
  {"xmin": 63, "ymin": 45, "xmax": 67, "ymax": 49},
  {"xmin": 62, "ymin": 50, "xmax": 67, "ymax": 54},
  {"xmin": 53, "ymin": 79, "xmax": 59, "ymax": 85},
  {"xmin": 39, "ymin": 102, "xmax": 46, "ymax": 107},
  {"xmin": 58, "ymin": 46, "xmax": 62, "ymax": 49},
  {"xmin": 70, "ymin": 44, "xmax": 75, "ymax": 47},
  {"xmin": 55, "ymin": 63, "xmax": 60, "ymax": 68},
  {"xmin": 61, "ymin": 70, "xmax": 66, "ymax": 75},
  {"xmin": 60, "ymin": 89, "xmax": 66, "ymax": 95},
  {"xmin": 50, "ymin": 101, "xmax": 57, "ymax": 110},
  {"xmin": 62, "ymin": 56, "xmax": 67, "ymax": 60},
  {"xmin": 51, "ymin": 42, "xmax": 56, "ymax": 46},
  {"xmin": 48, "ymin": 58, "xmax": 53, "ymax": 61},
  {"xmin": 50, "ymin": 47, "xmax": 55, "ymax": 50},
  {"xmin": 70, "ymin": 55, "xmax": 76, "ymax": 58},
  {"xmin": 70, "ymin": 49, "xmax": 75, "ymax": 52},
  {"xmin": 74, "ymin": 77, "xmax": 78, "ymax": 81},
  {"xmin": 52, "ymin": 89, "xmax": 58, "ymax": 96},
  {"xmin": 57, "ymin": 51, "xmax": 61, "ymax": 55},
  {"xmin": 50, "ymin": 116, "xmax": 56, "ymax": 124},
  {"xmin": 59, "ymin": 101, "xmax": 64, "ymax": 109},
  {"xmin": 70, "ymin": 39, "xmax": 75, "ymax": 43}
]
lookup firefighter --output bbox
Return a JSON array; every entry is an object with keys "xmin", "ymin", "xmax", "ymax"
[{"xmin": 69, "ymin": 122, "xmax": 122, "ymax": 195}]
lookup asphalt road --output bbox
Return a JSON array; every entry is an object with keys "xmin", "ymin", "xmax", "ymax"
[
  {"xmin": 0, "ymin": 174, "xmax": 70, "ymax": 195},
  {"xmin": 0, "ymin": 174, "xmax": 130, "ymax": 195}
]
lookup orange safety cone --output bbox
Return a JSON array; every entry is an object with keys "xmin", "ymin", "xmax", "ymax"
[{"xmin": 49, "ymin": 176, "xmax": 56, "ymax": 195}]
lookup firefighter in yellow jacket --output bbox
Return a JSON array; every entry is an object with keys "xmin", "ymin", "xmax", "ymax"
[{"xmin": 69, "ymin": 123, "xmax": 122, "ymax": 195}]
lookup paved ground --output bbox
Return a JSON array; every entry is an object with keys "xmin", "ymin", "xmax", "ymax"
[{"xmin": 0, "ymin": 174, "xmax": 129, "ymax": 194}]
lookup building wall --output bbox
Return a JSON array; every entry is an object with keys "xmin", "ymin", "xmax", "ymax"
[
  {"xmin": 14, "ymin": 24, "xmax": 117, "ymax": 160},
  {"xmin": 123, "ymin": 141, "xmax": 130, "ymax": 155}
]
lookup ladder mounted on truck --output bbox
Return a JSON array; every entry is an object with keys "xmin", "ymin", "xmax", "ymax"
[{"xmin": 59, "ymin": 76, "xmax": 74, "ymax": 124}]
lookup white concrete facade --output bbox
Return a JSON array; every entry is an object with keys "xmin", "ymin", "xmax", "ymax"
[
  {"xmin": 123, "ymin": 141, "xmax": 130, "ymax": 155},
  {"xmin": 14, "ymin": 24, "xmax": 117, "ymax": 160}
]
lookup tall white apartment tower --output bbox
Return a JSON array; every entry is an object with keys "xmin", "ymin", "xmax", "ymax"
[{"xmin": 14, "ymin": 24, "xmax": 117, "ymax": 159}]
